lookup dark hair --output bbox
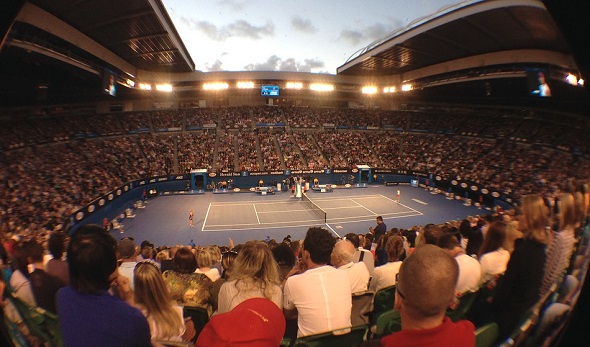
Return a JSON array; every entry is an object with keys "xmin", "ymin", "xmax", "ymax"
[
  {"xmin": 459, "ymin": 219, "xmax": 473, "ymax": 239},
  {"xmin": 403, "ymin": 229, "xmax": 417, "ymax": 247},
  {"xmin": 67, "ymin": 224, "xmax": 118, "ymax": 294},
  {"xmin": 173, "ymin": 247, "xmax": 198, "ymax": 273},
  {"xmin": 423, "ymin": 224, "xmax": 442, "ymax": 245},
  {"xmin": 479, "ymin": 221, "xmax": 507, "ymax": 257},
  {"xmin": 0, "ymin": 242, "xmax": 8, "ymax": 265},
  {"xmin": 10, "ymin": 242, "xmax": 30, "ymax": 278},
  {"xmin": 344, "ymin": 233, "xmax": 360, "ymax": 248},
  {"xmin": 303, "ymin": 227, "xmax": 336, "ymax": 265},
  {"xmin": 271, "ymin": 243, "xmax": 296, "ymax": 267},
  {"xmin": 437, "ymin": 232, "xmax": 460, "ymax": 251},
  {"xmin": 48, "ymin": 232, "xmax": 66, "ymax": 259},
  {"xmin": 376, "ymin": 216, "xmax": 383, "ymax": 222},
  {"xmin": 26, "ymin": 240, "xmax": 44, "ymax": 263}
]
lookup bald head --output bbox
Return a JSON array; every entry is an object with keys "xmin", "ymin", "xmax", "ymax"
[
  {"xmin": 330, "ymin": 239, "xmax": 356, "ymax": 268},
  {"xmin": 397, "ymin": 244, "xmax": 458, "ymax": 320}
]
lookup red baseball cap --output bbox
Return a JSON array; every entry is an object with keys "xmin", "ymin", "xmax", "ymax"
[{"xmin": 195, "ymin": 298, "xmax": 286, "ymax": 347}]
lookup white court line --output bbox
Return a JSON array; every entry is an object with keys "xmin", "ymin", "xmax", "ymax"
[
  {"xmin": 210, "ymin": 200, "xmax": 301, "ymax": 206},
  {"xmin": 207, "ymin": 211, "xmax": 422, "ymax": 230},
  {"xmin": 252, "ymin": 204, "xmax": 261, "ymax": 224},
  {"xmin": 204, "ymin": 210, "xmax": 422, "ymax": 231},
  {"xmin": 380, "ymin": 194, "xmax": 423, "ymax": 214},
  {"xmin": 328, "ymin": 210, "xmax": 421, "ymax": 221},
  {"xmin": 325, "ymin": 223, "xmax": 340, "ymax": 238},
  {"xmin": 310, "ymin": 194, "xmax": 386, "ymax": 202},
  {"xmin": 206, "ymin": 219, "xmax": 321, "ymax": 227},
  {"xmin": 412, "ymin": 199, "xmax": 428, "ymax": 205},
  {"xmin": 321, "ymin": 205, "xmax": 372, "ymax": 211},
  {"xmin": 204, "ymin": 193, "xmax": 424, "ymax": 231},
  {"xmin": 204, "ymin": 220, "xmax": 327, "ymax": 232},
  {"xmin": 350, "ymin": 198, "xmax": 378, "ymax": 215},
  {"xmin": 201, "ymin": 203, "xmax": 213, "ymax": 232}
]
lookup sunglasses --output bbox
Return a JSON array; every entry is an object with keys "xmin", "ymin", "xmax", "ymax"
[{"xmin": 395, "ymin": 272, "xmax": 405, "ymax": 300}]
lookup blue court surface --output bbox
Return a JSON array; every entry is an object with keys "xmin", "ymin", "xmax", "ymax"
[{"xmin": 112, "ymin": 185, "xmax": 484, "ymax": 247}]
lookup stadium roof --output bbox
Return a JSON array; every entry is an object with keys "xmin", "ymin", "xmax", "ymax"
[
  {"xmin": 11, "ymin": 0, "xmax": 195, "ymax": 74},
  {"xmin": 337, "ymin": 0, "xmax": 574, "ymax": 76}
]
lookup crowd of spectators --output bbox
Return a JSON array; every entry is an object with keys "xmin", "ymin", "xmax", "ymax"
[
  {"xmin": 0, "ymin": 104, "xmax": 589, "ymax": 244},
  {"xmin": 2, "ymin": 188, "xmax": 588, "ymax": 345},
  {"xmin": 237, "ymin": 130, "xmax": 260, "ymax": 172},
  {"xmin": 258, "ymin": 130, "xmax": 284, "ymax": 171}
]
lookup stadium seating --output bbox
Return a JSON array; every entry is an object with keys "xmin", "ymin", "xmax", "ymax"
[
  {"xmin": 292, "ymin": 325, "xmax": 368, "ymax": 347},
  {"xmin": 368, "ymin": 285, "xmax": 396, "ymax": 327}
]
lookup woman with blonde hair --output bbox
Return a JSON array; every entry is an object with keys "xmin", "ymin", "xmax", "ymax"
[
  {"xmin": 216, "ymin": 241, "xmax": 282, "ymax": 314},
  {"xmin": 540, "ymin": 192, "xmax": 578, "ymax": 295},
  {"xmin": 195, "ymin": 247, "xmax": 220, "ymax": 282},
  {"xmin": 369, "ymin": 235, "xmax": 405, "ymax": 291},
  {"xmin": 490, "ymin": 194, "xmax": 549, "ymax": 340},
  {"xmin": 134, "ymin": 261, "xmax": 186, "ymax": 342}
]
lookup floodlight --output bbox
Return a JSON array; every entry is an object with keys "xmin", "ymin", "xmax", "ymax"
[
  {"xmin": 203, "ymin": 82, "xmax": 229, "ymax": 90},
  {"xmin": 401, "ymin": 84, "xmax": 413, "ymax": 91},
  {"xmin": 237, "ymin": 81, "xmax": 255, "ymax": 89},
  {"xmin": 286, "ymin": 82, "xmax": 303, "ymax": 89},
  {"xmin": 155, "ymin": 84, "xmax": 173, "ymax": 92},
  {"xmin": 309, "ymin": 83, "xmax": 334, "ymax": 92}
]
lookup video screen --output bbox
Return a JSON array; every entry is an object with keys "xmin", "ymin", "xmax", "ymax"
[
  {"xmin": 261, "ymin": 85, "xmax": 279, "ymax": 96},
  {"xmin": 526, "ymin": 68, "xmax": 551, "ymax": 97},
  {"xmin": 102, "ymin": 69, "xmax": 117, "ymax": 97}
]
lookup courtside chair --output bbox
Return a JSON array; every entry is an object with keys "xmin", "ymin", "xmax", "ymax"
[
  {"xmin": 475, "ymin": 322, "xmax": 500, "ymax": 347},
  {"xmin": 292, "ymin": 325, "xmax": 368, "ymax": 347}
]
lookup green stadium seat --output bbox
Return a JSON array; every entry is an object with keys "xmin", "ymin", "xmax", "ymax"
[
  {"xmin": 475, "ymin": 322, "xmax": 499, "ymax": 347},
  {"xmin": 293, "ymin": 325, "xmax": 368, "ymax": 347}
]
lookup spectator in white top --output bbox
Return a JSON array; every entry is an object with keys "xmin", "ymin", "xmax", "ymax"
[
  {"xmin": 370, "ymin": 235, "xmax": 405, "ymax": 292},
  {"xmin": 283, "ymin": 227, "xmax": 352, "ymax": 337},
  {"xmin": 345, "ymin": 233, "xmax": 375, "ymax": 277},
  {"xmin": 438, "ymin": 232, "xmax": 481, "ymax": 294},
  {"xmin": 330, "ymin": 239, "xmax": 370, "ymax": 293},
  {"xmin": 478, "ymin": 221, "xmax": 510, "ymax": 284}
]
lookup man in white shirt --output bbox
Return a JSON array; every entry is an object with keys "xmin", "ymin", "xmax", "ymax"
[
  {"xmin": 283, "ymin": 227, "xmax": 352, "ymax": 337},
  {"xmin": 331, "ymin": 239, "xmax": 370, "ymax": 293},
  {"xmin": 438, "ymin": 233, "xmax": 481, "ymax": 293},
  {"xmin": 346, "ymin": 233, "xmax": 375, "ymax": 277},
  {"xmin": 117, "ymin": 238, "xmax": 138, "ymax": 290}
]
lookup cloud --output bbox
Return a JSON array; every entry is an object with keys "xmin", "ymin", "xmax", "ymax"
[
  {"xmin": 291, "ymin": 16, "xmax": 317, "ymax": 33},
  {"xmin": 217, "ymin": 0, "xmax": 246, "ymax": 12},
  {"xmin": 194, "ymin": 21, "xmax": 228, "ymax": 41},
  {"xmin": 179, "ymin": 17, "xmax": 274, "ymax": 41},
  {"xmin": 227, "ymin": 20, "xmax": 275, "ymax": 40},
  {"xmin": 206, "ymin": 59, "xmax": 225, "ymax": 72},
  {"xmin": 338, "ymin": 19, "xmax": 403, "ymax": 46},
  {"xmin": 339, "ymin": 29, "xmax": 364, "ymax": 46},
  {"xmin": 243, "ymin": 55, "xmax": 325, "ymax": 72}
]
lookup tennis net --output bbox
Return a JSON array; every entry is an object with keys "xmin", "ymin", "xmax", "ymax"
[{"xmin": 302, "ymin": 193, "xmax": 327, "ymax": 223}]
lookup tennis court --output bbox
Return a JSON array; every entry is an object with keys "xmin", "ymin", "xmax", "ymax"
[
  {"xmin": 114, "ymin": 185, "xmax": 483, "ymax": 246},
  {"xmin": 202, "ymin": 194, "xmax": 422, "ymax": 232}
]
